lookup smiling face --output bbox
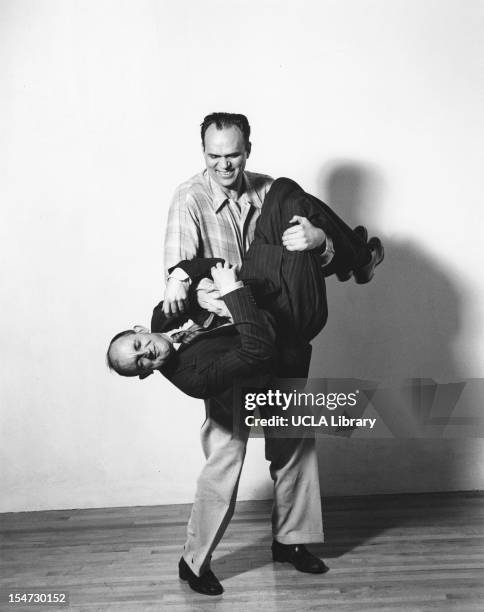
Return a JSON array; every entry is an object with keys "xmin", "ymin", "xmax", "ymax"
[
  {"xmin": 108, "ymin": 330, "xmax": 174, "ymax": 378},
  {"xmin": 203, "ymin": 124, "xmax": 251, "ymax": 192}
]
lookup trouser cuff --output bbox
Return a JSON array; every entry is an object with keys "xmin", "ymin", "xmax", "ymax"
[
  {"xmin": 182, "ymin": 552, "xmax": 208, "ymax": 577},
  {"xmin": 273, "ymin": 531, "xmax": 324, "ymax": 545}
]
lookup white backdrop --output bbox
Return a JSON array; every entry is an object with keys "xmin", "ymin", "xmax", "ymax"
[{"xmin": 1, "ymin": 0, "xmax": 483, "ymax": 512}]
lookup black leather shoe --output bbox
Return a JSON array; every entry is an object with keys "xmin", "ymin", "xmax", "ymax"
[
  {"xmin": 353, "ymin": 236, "xmax": 384, "ymax": 284},
  {"xmin": 335, "ymin": 226, "xmax": 369, "ymax": 282},
  {"xmin": 178, "ymin": 557, "xmax": 224, "ymax": 596},
  {"xmin": 354, "ymin": 225, "xmax": 369, "ymax": 244},
  {"xmin": 271, "ymin": 540, "xmax": 329, "ymax": 574}
]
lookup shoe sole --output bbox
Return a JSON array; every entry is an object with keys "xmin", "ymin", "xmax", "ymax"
[
  {"xmin": 178, "ymin": 568, "xmax": 224, "ymax": 596},
  {"xmin": 272, "ymin": 553, "xmax": 330, "ymax": 574},
  {"xmin": 179, "ymin": 577, "xmax": 224, "ymax": 596}
]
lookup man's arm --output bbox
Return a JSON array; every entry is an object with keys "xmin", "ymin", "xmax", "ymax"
[
  {"xmin": 151, "ymin": 258, "xmax": 230, "ymax": 332},
  {"xmin": 168, "ymin": 258, "xmax": 225, "ymax": 285},
  {"xmin": 163, "ymin": 186, "xmax": 202, "ymax": 316},
  {"xmin": 170, "ymin": 257, "xmax": 232, "ymax": 318},
  {"xmin": 164, "ymin": 186, "xmax": 202, "ymax": 272}
]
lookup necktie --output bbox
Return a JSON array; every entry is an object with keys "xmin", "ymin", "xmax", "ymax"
[{"xmin": 170, "ymin": 323, "xmax": 204, "ymax": 345}]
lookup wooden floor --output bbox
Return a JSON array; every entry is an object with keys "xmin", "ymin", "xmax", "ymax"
[{"xmin": 1, "ymin": 492, "xmax": 484, "ymax": 612}]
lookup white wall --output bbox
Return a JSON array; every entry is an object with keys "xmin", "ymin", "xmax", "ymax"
[{"xmin": 1, "ymin": 0, "xmax": 483, "ymax": 512}]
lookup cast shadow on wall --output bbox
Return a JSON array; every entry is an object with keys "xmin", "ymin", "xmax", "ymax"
[
  {"xmin": 311, "ymin": 162, "xmax": 463, "ymax": 382},
  {"xmin": 309, "ymin": 162, "xmax": 465, "ymax": 558}
]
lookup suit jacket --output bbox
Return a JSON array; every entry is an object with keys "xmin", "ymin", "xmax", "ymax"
[{"xmin": 152, "ymin": 284, "xmax": 276, "ymax": 399}]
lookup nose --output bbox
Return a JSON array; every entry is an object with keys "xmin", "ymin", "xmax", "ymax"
[{"xmin": 220, "ymin": 158, "xmax": 232, "ymax": 170}]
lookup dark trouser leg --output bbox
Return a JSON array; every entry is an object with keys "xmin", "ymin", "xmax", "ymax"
[
  {"xmin": 240, "ymin": 178, "xmax": 330, "ymax": 343},
  {"xmin": 251, "ymin": 177, "xmax": 371, "ymax": 272},
  {"xmin": 251, "ymin": 177, "xmax": 319, "ymax": 246}
]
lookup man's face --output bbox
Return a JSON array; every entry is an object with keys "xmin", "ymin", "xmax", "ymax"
[
  {"xmin": 109, "ymin": 331, "xmax": 174, "ymax": 378},
  {"xmin": 203, "ymin": 124, "xmax": 250, "ymax": 191}
]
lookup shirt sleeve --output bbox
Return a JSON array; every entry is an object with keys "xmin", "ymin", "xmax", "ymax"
[
  {"xmin": 168, "ymin": 267, "xmax": 191, "ymax": 282},
  {"xmin": 168, "ymin": 258, "xmax": 225, "ymax": 284},
  {"xmin": 219, "ymin": 280, "xmax": 244, "ymax": 296},
  {"xmin": 320, "ymin": 235, "xmax": 335, "ymax": 268},
  {"xmin": 163, "ymin": 185, "xmax": 201, "ymax": 278}
]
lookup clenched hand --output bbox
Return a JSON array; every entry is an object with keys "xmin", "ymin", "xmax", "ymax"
[
  {"xmin": 282, "ymin": 216, "xmax": 326, "ymax": 251},
  {"xmin": 163, "ymin": 277, "xmax": 189, "ymax": 317}
]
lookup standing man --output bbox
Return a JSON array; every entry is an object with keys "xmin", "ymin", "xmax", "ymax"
[{"xmin": 163, "ymin": 113, "xmax": 331, "ymax": 596}]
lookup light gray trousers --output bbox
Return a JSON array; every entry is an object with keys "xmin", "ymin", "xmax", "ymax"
[{"xmin": 182, "ymin": 390, "xmax": 324, "ymax": 576}]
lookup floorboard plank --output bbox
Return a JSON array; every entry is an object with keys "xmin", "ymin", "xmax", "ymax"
[{"xmin": 1, "ymin": 492, "xmax": 483, "ymax": 611}]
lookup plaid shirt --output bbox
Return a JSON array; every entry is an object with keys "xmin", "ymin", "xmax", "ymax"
[{"xmin": 164, "ymin": 170, "xmax": 274, "ymax": 276}]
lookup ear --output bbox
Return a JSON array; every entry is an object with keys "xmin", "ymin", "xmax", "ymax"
[
  {"xmin": 246, "ymin": 141, "xmax": 252, "ymax": 157},
  {"xmin": 139, "ymin": 370, "xmax": 153, "ymax": 380},
  {"xmin": 133, "ymin": 325, "xmax": 150, "ymax": 334}
]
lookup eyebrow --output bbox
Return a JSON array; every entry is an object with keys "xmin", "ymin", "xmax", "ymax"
[{"xmin": 207, "ymin": 152, "xmax": 241, "ymax": 158}]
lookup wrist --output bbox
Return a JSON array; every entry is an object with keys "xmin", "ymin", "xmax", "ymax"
[
  {"xmin": 315, "ymin": 228, "xmax": 326, "ymax": 248},
  {"xmin": 219, "ymin": 280, "xmax": 244, "ymax": 296},
  {"xmin": 168, "ymin": 267, "xmax": 191, "ymax": 284}
]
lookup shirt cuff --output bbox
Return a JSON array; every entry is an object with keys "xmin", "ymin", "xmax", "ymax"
[
  {"xmin": 168, "ymin": 267, "xmax": 191, "ymax": 283},
  {"xmin": 320, "ymin": 235, "xmax": 335, "ymax": 267},
  {"xmin": 220, "ymin": 280, "xmax": 244, "ymax": 296}
]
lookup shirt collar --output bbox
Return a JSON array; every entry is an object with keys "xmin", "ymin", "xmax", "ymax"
[{"xmin": 204, "ymin": 170, "xmax": 262, "ymax": 213}]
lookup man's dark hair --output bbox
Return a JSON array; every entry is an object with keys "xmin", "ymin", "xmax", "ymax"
[
  {"xmin": 106, "ymin": 329, "xmax": 135, "ymax": 375},
  {"xmin": 201, "ymin": 112, "xmax": 251, "ymax": 150}
]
